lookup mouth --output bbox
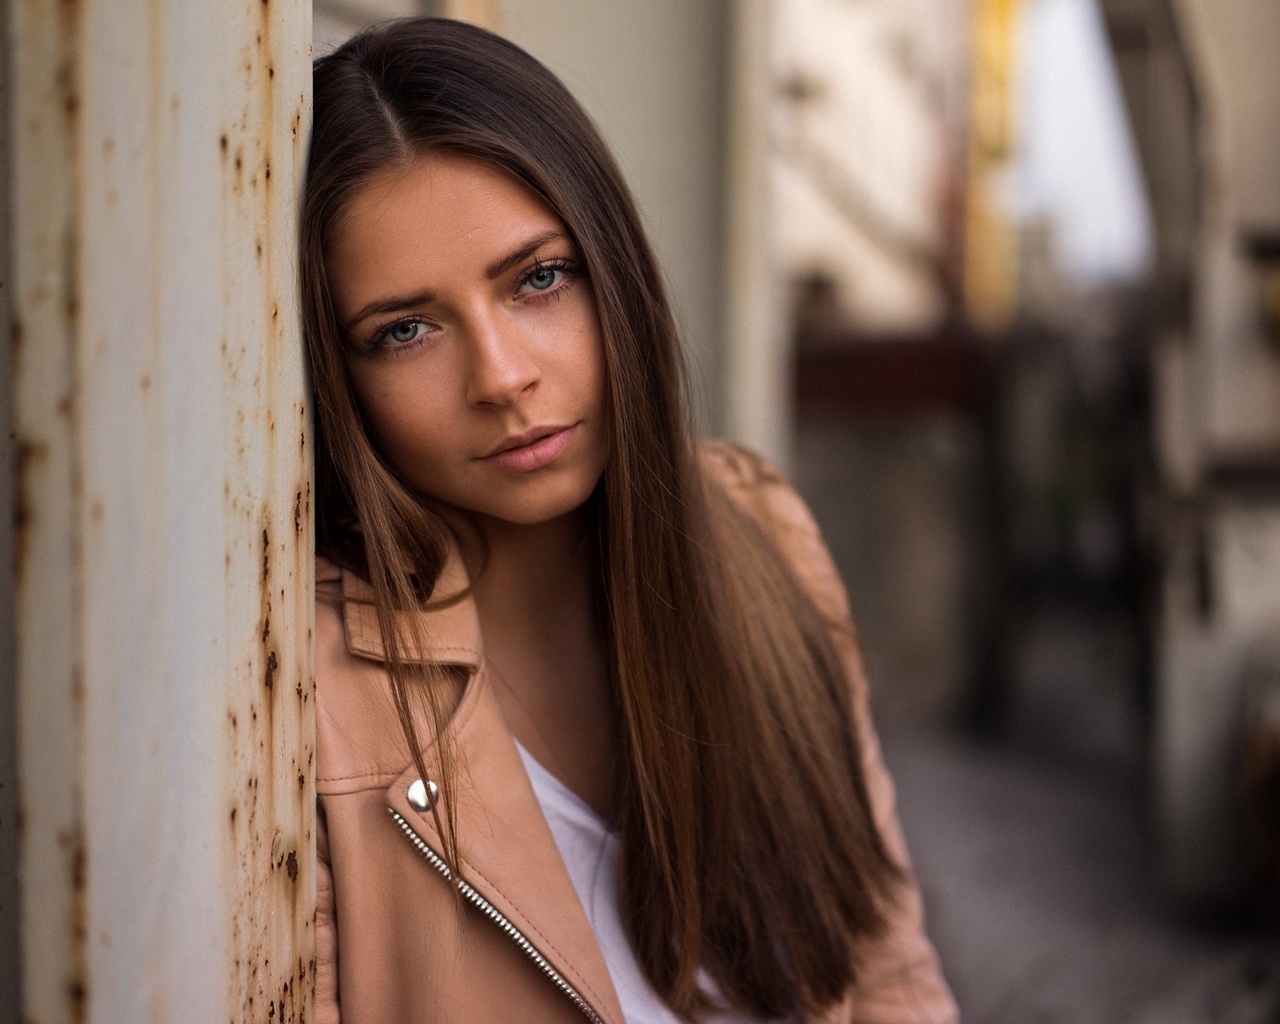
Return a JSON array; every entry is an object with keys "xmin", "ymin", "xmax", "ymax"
[
  {"xmin": 479, "ymin": 424, "xmax": 579, "ymax": 472},
  {"xmin": 482, "ymin": 425, "xmax": 568, "ymax": 458}
]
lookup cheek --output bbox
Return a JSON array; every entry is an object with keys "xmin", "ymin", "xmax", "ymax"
[
  {"xmin": 572, "ymin": 316, "xmax": 607, "ymax": 402},
  {"xmin": 347, "ymin": 370, "xmax": 452, "ymax": 470}
]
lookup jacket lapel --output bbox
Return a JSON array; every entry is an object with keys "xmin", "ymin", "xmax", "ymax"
[{"xmin": 339, "ymin": 555, "xmax": 624, "ymax": 1024}]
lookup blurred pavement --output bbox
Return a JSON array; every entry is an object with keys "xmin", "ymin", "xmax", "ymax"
[{"xmin": 881, "ymin": 718, "xmax": 1280, "ymax": 1023}]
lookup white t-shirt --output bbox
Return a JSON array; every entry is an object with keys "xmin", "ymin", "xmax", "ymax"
[{"xmin": 515, "ymin": 741, "xmax": 796, "ymax": 1024}]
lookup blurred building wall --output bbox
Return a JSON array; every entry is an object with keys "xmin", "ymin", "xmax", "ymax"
[
  {"xmin": 1158, "ymin": 0, "xmax": 1280, "ymax": 905},
  {"xmin": 1105, "ymin": 0, "xmax": 1280, "ymax": 904},
  {"xmin": 774, "ymin": 0, "xmax": 967, "ymax": 338},
  {"xmin": 1178, "ymin": 0, "xmax": 1280, "ymax": 455},
  {"xmin": 778, "ymin": 0, "xmax": 978, "ymax": 720}
]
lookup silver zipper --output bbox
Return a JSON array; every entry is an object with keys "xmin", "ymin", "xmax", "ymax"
[{"xmin": 388, "ymin": 807, "xmax": 606, "ymax": 1024}]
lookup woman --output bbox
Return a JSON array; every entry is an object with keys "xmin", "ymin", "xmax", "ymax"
[{"xmin": 304, "ymin": 16, "xmax": 956, "ymax": 1024}]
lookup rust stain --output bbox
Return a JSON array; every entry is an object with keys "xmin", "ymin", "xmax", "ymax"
[
  {"xmin": 13, "ymin": 438, "xmax": 50, "ymax": 583},
  {"xmin": 70, "ymin": 828, "xmax": 88, "ymax": 1023},
  {"xmin": 69, "ymin": 978, "xmax": 87, "ymax": 1022},
  {"xmin": 55, "ymin": 56, "xmax": 80, "ymax": 124},
  {"xmin": 221, "ymin": 7, "xmax": 313, "ymax": 1021}
]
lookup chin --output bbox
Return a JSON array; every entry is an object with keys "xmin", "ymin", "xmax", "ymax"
[
  {"xmin": 489, "ymin": 494, "xmax": 595, "ymax": 528},
  {"xmin": 457, "ymin": 475, "xmax": 602, "ymax": 530}
]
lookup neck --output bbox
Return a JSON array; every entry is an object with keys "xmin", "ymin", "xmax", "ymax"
[
  {"xmin": 460, "ymin": 506, "xmax": 599, "ymax": 670},
  {"xmin": 455, "ymin": 503, "xmax": 616, "ymax": 816}
]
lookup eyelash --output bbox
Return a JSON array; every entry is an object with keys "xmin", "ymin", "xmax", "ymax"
[{"xmin": 361, "ymin": 257, "xmax": 582, "ymax": 356}]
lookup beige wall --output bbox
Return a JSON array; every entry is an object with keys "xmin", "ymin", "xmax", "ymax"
[{"xmin": 313, "ymin": 0, "xmax": 427, "ymax": 55}]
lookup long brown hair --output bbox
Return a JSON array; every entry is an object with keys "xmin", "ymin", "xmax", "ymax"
[{"xmin": 303, "ymin": 17, "xmax": 898, "ymax": 1018}]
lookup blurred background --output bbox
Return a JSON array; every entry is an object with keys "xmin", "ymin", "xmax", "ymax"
[{"xmin": 316, "ymin": 1, "xmax": 1280, "ymax": 1018}]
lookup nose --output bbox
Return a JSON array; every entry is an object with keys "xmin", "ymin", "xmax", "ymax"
[{"xmin": 463, "ymin": 309, "xmax": 540, "ymax": 407}]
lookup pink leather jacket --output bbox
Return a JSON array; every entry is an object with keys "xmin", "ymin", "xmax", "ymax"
[{"xmin": 315, "ymin": 443, "xmax": 958, "ymax": 1023}]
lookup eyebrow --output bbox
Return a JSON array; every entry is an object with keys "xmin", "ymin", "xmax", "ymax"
[
  {"xmin": 341, "ymin": 229, "xmax": 567, "ymax": 331},
  {"xmin": 485, "ymin": 230, "xmax": 563, "ymax": 280}
]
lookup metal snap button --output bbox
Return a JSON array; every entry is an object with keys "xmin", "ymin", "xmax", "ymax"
[{"xmin": 406, "ymin": 778, "xmax": 439, "ymax": 812}]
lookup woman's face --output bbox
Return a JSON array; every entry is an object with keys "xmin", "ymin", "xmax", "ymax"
[{"xmin": 327, "ymin": 154, "xmax": 608, "ymax": 528}]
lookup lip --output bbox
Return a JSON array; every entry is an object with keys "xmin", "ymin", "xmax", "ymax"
[{"xmin": 479, "ymin": 424, "xmax": 578, "ymax": 472}]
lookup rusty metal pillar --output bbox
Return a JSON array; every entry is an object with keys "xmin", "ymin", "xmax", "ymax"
[
  {"xmin": 0, "ymin": 1, "xmax": 18, "ymax": 1019},
  {"xmin": 8, "ymin": 0, "xmax": 314, "ymax": 1020}
]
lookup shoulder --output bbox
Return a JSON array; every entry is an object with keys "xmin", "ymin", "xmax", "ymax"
[
  {"xmin": 311, "ymin": 554, "xmax": 416, "ymax": 790},
  {"xmin": 696, "ymin": 439, "xmax": 853, "ymax": 632},
  {"xmin": 698, "ymin": 440, "xmax": 817, "ymax": 537},
  {"xmin": 316, "ymin": 553, "xmax": 342, "ymax": 585},
  {"xmin": 697, "ymin": 438, "xmax": 788, "ymax": 495}
]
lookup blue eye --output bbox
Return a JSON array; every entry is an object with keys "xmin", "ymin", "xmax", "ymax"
[
  {"xmin": 384, "ymin": 320, "xmax": 428, "ymax": 346},
  {"xmin": 518, "ymin": 258, "xmax": 580, "ymax": 298},
  {"xmin": 524, "ymin": 266, "xmax": 563, "ymax": 292}
]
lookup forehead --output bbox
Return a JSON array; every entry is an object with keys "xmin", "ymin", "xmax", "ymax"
[{"xmin": 327, "ymin": 154, "xmax": 565, "ymax": 299}]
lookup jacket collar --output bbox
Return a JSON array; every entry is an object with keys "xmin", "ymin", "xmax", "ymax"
[
  {"xmin": 338, "ymin": 545, "xmax": 483, "ymax": 668},
  {"xmin": 328, "ymin": 549, "xmax": 626, "ymax": 1024}
]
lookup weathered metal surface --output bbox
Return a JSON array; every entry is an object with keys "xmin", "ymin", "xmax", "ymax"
[
  {"xmin": 11, "ymin": 0, "xmax": 313, "ymax": 1020},
  {"xmin": 0, "ymin": 2, "xmax": 21, "ymax": 1019}
]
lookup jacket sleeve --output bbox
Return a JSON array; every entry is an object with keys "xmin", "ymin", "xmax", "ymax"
[
  {"xmin": 709, "ymin": 445, "xmax": 958, "ymax": 1024},
  {"xmin": 316, "ymin": 804, "xmax": 341, "ymax": 1024}
]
